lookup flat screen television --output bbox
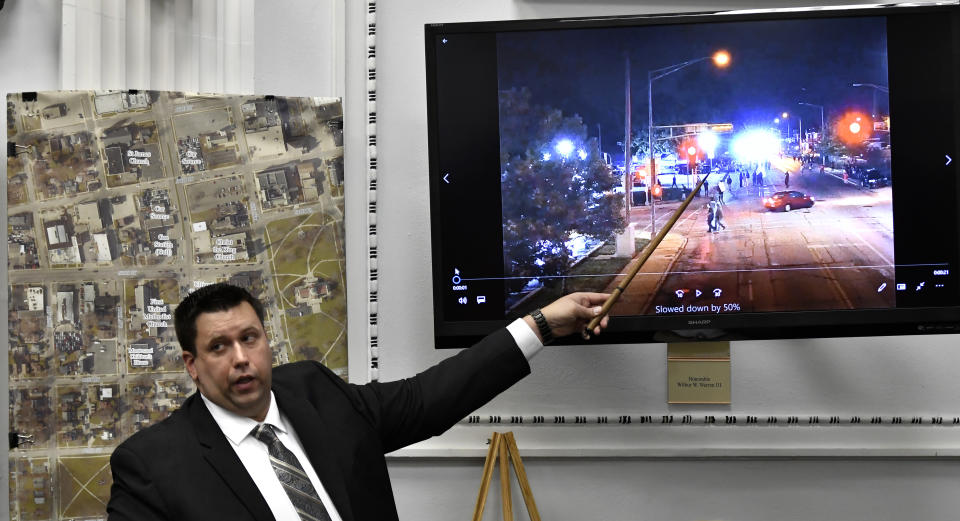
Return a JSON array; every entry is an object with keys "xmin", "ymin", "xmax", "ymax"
[{"xmin": 425, "ymin": 4, "xmax": 960, "ymax": 348}]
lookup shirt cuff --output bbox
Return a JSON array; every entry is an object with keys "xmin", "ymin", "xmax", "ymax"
[{"xmin": 506, "ymin": 317, "xmax": 544, "ymax": 361}]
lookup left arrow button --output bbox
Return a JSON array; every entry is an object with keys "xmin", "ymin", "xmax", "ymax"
[{"xmin": 443, "ymin": 173, "xmax": 451, "ymax": 183}]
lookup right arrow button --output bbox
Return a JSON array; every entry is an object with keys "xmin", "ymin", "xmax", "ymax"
[{"xmin": 947, "ymin": 155, "xmax": 953, "ymax": 166}]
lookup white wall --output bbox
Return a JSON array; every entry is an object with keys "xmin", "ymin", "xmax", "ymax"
[{"xmin": 254, "ymin": 0, "xmax": 343, "ymax": 97}]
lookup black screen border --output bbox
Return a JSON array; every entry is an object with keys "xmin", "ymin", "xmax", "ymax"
[{"xmin": 425, "ymin": 4, "xmax": 960, "ymax": 348}]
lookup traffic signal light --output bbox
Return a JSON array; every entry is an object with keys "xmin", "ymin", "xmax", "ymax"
[
  {"xmin": 679, "ymin": 138, "xmax": 700, "ymax": 165},
  {"xmin": 652, "ymin": 184, "xmax": 663, "ymax": 197}
]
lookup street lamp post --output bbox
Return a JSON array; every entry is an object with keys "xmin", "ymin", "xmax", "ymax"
[
  {"xmin": 780, "ymin": 112, "xmax": 789, "ymax": 151},
  {"xmin": 798, "ymin": 101, "xmax": 825, "ymax": 164},
  {"xmin": 781, "ymin": 112, "xmax": 802, "ymax": 156},
  {"xmin": 798, "ymin": 115, "xmax": 802, "ymax": 156},
  {"xmin": 852, "ymin": 83, "xmax": 889, "ymax": 119},
  {"xmin": 648, "ymin": 50, "xmax": 730, "ymax": 236}
]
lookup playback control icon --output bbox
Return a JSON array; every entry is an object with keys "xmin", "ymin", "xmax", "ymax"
[
  {"xmin": 452, "ymin": 268, "xmax": 468, "ymax": 306},
  {"xmin": 675, "ymin": 288, "xmax": 723, "ymax": 299},
  {"xmin": 452, "ymin": 268, "xmax": 486, "ymax": 305}
]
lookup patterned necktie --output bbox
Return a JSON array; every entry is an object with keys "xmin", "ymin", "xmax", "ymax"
[{"xmin": 252, "ymin": 423, "xmax": 333, "ymax": 521}]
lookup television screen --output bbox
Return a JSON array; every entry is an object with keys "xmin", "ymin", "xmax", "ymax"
[{"xmin": 425, "ymin": 4, "xmax": 960, "ymax": 347}]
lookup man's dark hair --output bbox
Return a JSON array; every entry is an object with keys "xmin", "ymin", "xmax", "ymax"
[{"xmin": 174, "ymin": 283, "xmax": 265, "ymax": 354}]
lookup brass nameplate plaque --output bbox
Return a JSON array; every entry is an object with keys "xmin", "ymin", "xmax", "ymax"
[
  {"xmin": 667, "ymin": 342, "xmax": 731, "ymax": 404},
  {"xmin": 667, "ymin": 341, "xmax": 730, "ymax": 360}
]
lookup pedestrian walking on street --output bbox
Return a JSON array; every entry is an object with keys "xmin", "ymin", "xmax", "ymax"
[
  {"xmin": 706, "ymin": 201, "xmax": 716, "ymax": 233},
  {"xmin": 784, "ymin": 171, "xmax": 790, "ymax": 188},
  {"xmin": 714, "ymin": 198, "xmax": 726, "ymax": 231}
]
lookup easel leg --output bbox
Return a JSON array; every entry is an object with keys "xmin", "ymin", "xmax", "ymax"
[
  {"xmin": 499, "ymin": 436, "xmax": 512, "ymax": 520},
  {"xmin": 472, "ymin": 432, "xmax": 501, "ymax": 521},
  {"xmin": 472, "ymin": 432, "xmax": 541, "ymax": 521},
  {"xmin": 504, "ymin": 432, "xmax": 541, "ymax": 521}
]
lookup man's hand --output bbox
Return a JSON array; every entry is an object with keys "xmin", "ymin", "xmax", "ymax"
[{"xmin": 523, "ymin": 292, "xmax": 611, "ymax": 343}]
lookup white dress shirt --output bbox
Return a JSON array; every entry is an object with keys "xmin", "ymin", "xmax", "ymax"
[
  {"xmin": 506, "ymin": 316, "xmax": 544, "ymax": 360},
  {"xmin": 201, "ymin": 392, "xmax": 344, "ymax": 521},
  {"xmin": 199, "ymin": 317, "xmax": 541, "ymax": 520}
]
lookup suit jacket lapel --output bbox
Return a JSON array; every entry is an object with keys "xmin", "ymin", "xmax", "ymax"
[
  {"xmin": 186, "ymin": 394, "xmax": 275, "ymax": 521},
  {"xmin": 274, "ymin": 386, "xmax": 355, "ymax": 521}
]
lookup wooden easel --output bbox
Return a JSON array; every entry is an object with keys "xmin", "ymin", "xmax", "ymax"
[{"xmin": 472, "ymin": 432, "xmax": 541, "ymax": 521}]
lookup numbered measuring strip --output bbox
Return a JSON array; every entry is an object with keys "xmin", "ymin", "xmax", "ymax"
[{"xmin": 462, "ymin": 414, "xmax": 960, "ymax": 426}]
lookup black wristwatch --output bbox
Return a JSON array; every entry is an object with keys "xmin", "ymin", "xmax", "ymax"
[{"xmin": 530, "ymin": 308, "xmax": 554, "ymax": 344}]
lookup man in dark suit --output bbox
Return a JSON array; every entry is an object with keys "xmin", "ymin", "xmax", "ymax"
[{"xmin": 107, "ymin": 283, "xmax": 609, "ymax": 521}]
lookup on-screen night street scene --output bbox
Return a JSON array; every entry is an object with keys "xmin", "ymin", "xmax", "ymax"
[{"xmin": 497, "ymin": 16, "xmax": 895, "ymax": 319}]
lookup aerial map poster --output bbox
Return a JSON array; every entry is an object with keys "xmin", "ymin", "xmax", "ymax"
[{"xmin": 6, "ymin": 90, "xmax": 346, "ymax": 520}]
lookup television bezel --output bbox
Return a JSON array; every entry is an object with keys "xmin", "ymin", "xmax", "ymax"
[{"xmin": 424, "ymin": 3, "xmax": 960, "ymax": 348}]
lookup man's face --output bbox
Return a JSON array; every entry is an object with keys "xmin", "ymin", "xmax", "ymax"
[{"xmin": 182, "ymin": 301, "xmax": 273, "ymax": 422}]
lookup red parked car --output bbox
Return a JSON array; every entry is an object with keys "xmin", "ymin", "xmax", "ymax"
[{"xmin": 763, "ymin": 190, "xmax": 814, "ymax": 212}]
